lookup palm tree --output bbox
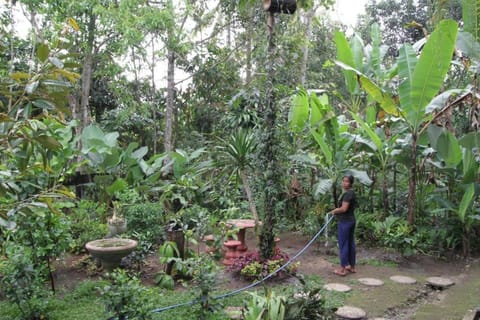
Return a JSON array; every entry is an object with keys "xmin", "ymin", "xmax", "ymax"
[{"xmin": 216, "ymin": 129, "xmax": 259, "ymax": 225}]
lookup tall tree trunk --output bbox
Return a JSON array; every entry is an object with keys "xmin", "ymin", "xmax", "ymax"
[
  {"xmin": 332, "ymin": 180, "xmax": 338, "ymax": 209},
  {"xmin": 245, "ymin": 6, "xmax": 254, "ymax": 84},
  {"xmin": 300, "ymin": 6, "xmax": 318, "ymax": 86},
  {"xmin": 28, "ymin": 10, "xmax": 38, "ymax": 76},
  {"xmin": 393, "ymin": 162, "xmax": 397, "ymax": 212},
  {"xmin": 368, "ymin": 171, "xmax": 376, "ymax": 213},
  {"xmin": 80, "ymin": 12, "xmax": 96, "ymax": 129},
  {"xmin": 462, "ymin": 225, "xmax": 470, "ymax": 257},
  {"xmin": 131, "ymin": 47, "xmax": 139, "ymax": 82},
  {"xmin": 151, "ymin": 38, "xmax": 158, "ymax": 154},
  {"xmin": 382, "ymin": 167, "xmax": 389, "ymax": 217},
  {"xmin": 8, "ymin": 0, "xmax": 15, "ymax": 112},
  {"xmin": 164, "ymin": 49, "xmax": 175, "ymax": 154},
  {"xmin": 259, "ymin": 12, "xmax": 279, "ymax": 260},
  {"xmin": 240, "ymin": 170, "xmax": 259, "ymax": 224},
  {"xmin": 407, "ymin": 133, "xmax": 418, "ymax": 225},
  {"xmin": 71, "ymin": 10, "xmax": 95, "ymax": 196},
  {"xmin": 81, "ymin": 52, "xmax": 93, "ymax": 126},
  {"xmin": 226, "ymin": 14, "xmax": 231, "ymax": 49}
]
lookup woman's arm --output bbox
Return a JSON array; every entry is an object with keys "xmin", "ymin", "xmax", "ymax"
[{"xmin": 332, "ymin": 201, "xmax": 350, "ymax": 215}]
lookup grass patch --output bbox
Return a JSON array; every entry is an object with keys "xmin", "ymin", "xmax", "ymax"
[
  {"xmin": 346, "ymin": 281, "xmax": 422, "ymax": 318},
  {"xmin": 357, "ymin": 258, "xmax": 398, "ymax": 268},
  {"xmin": 326, "ymin": 256, "xmax": 340, "ymax": 264},
  {"xmin": 0, "ymin": 273, "xmax": 347, "ymax": 319},
  {"xmin": 50, "ymin": 298, "xmax": 106, "ymax": 320},
  {"xmin": 414, "ymin": 264, "xmax": 480, "ymax": 320},
  {"xmin": 325, "ymin": 257, "xmax": 397, "ymax": 268},
  {"xmin": 0, "ymin": 301, "xmax": 22, "ymax": 320}
]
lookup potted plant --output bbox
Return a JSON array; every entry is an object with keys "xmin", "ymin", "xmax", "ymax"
[
  {"xmin": 107, "ymin": 202, "xmax": 127, "ymax": 237},
  {"xmin": 163, "ymin": 206, "xmax": 201, "ymax": 259}
]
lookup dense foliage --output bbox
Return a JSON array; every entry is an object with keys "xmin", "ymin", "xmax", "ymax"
[{"xmin": 0, "ymin": 0, "xmax": 479, "ymax": 318}]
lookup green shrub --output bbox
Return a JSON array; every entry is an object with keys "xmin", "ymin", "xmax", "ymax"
[
  {"xmin": 372, "ymin": 216, "xmax": 419, "ymax": 255},
  {"xmin": 69, "ymin": 280, "xmax": 107, "ymax": 300},
  {"xmin": 191, "ymin": 255, "xmax": 221, "ymax": 319},
  {"xmin": 301, "ymin": 210, "xmax": 325, "ymax": 238},
  {"xmin": 285, "ymin": 274, "xmax": 339, "ymax": 320},
  {"xmin": 229, "ymin": 249, "xmax": 298, "ymax": 281},
  {"xmin": 244, "ymin": 289, "xmax": 286, "ymax": 320},
  {"xmin": 0, "ymin": 245, "xmax": 53, "ymax": 320},
  {"xmin": 355, "ymin": 212, "xmax": 378, "ymax": 243},
  {"xmin": 122, "ymin": 202, "xmax": 166, "ymax": 243},
  {"xmin": 285, "ymin": 288, "xmax": 337, "ymax": 319},
  {"xmin": 68, "ymin": 200, "xmax": 108, "ymax": 253},
  {"xmin": 4, "ymin": 208, "xmax": 72, "ymax": 294},
  {"xmin": 9, "ymin": 208, "xmax": 72, "ymax": 265},
  {"xmin": 123, "ymin": 231, "xmax": 155, "ymax": 270},
  {"xmin": 99, "ymin": 270, "xmax": 157, "ymax": 320}
]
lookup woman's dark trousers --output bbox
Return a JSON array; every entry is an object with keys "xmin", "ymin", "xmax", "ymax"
[{"xmin": 338, "ymin": 220, "xmax": 356, "ymax": 267}]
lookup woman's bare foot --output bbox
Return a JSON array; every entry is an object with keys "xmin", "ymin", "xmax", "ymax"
[
  {"xmin": 334, "ymin": 268, "xmax": 347, "ymax": 276},
  {"xmin": 345, "ymin": 266, "xmax": 356, "ymax": 273}
]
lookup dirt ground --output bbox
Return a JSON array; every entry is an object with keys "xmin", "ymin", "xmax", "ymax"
[
  {"xmin": 54, "ymin": 229, "xmax": 480, "ymax": 319},
  {"xmin": 258, "ymin": 230, "xmax": 480, "ymax": 320}
]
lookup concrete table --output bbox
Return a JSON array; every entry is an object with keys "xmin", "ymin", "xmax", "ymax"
[{"xmin": 226, "ymin": 219, "xmax": 261, "ymax": 252}]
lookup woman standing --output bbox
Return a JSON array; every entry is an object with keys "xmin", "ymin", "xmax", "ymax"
[{"xmin": 332, "ymin": 175, "xmax": 356, "ymax": 276}]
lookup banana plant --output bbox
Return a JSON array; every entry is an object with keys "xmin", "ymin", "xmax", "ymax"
[
  {"xmin": 289, "ymin": 89, "xmax": 371, "ymax": 205},
  {"xmin": 334, "ymin": 23, "xmax": 392, "ymax": 114},
  {"xmin": 428, "ymin": 127, "xmax": 479, "ymax": 255},
  {"xmin": 350, "ymin": 112, "xmax": 399, "ymax": 216},
  {"xmin": 462, "ymin": 0, "xmax": 480, "ymax": 43},
  {"xmin": 336, "ymin": 19, "xmax": 459, "ymax": 225}
]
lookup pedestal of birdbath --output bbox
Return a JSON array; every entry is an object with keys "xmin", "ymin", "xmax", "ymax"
[{"xmin": 85, "ymin": 238, "xmax": 137, "ymax": 272}]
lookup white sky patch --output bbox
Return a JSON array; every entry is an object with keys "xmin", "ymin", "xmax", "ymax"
[{"xmin": 333, "ymin": 0, "xmax": 368, "ymax": 26}]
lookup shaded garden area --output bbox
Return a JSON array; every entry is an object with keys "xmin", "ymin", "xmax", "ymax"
[{"xmin": 1, "ymin": 0, "xmax": 479, "ymax": 319}]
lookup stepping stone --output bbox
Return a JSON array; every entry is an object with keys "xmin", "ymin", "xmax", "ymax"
[
  {"xmin": 463, "ymin": 307, "xmax": 480, "ymax": 320},
  {"xmin": 335, "ymin": 305, "xmax": 367, "ymax": 319},
  {"xmin": 224, "ymin": 306, "xmax": 242, "ymax": 319},
  {"xmin": 390, "ymin": 275, "xmax": 417, "ymax": 284},
  {"xmin": 357, "ymin": 277, "xmax": 384, "ymax": 286},
  {"xmin": 323, "ymin": 283, "xmax": 352, "ymax": 292},
  {"xmin": 426, "ymin": 276, "xmax": 455, "ymax": 288}
]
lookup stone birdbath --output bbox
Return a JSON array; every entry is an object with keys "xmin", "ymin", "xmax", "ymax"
[{"xmin": 85, "ymin": 238, "xmax": 137, "ymax": 272}]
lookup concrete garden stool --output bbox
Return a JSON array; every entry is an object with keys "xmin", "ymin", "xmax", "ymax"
[
  {"xmin": 202, "ymin": 234, "xmax": 215, "ymax": 254},
  {"xmin": 222, "ymin": 240, "xmax": 242, "ymax": 266}
]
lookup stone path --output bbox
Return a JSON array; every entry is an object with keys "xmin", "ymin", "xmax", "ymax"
[
  {"xmin": 240, "ymin": 230, "xmax": 480, "ymax": 319},
  {"xmin": 425, "ymin": 276, "xmax": 455, "ymax": 288},
  {"xmin": 357, "ymin": 277, "xmax": 384, "ymax": 286},
  {"xmin": 325, "ymin": 276, "xmax": 455, "ymax": 319},
  {"xmin": 390, "ymin": 275, "xmax": 417, "ymax": 284},
  {"xmin": 323, "ymin": 282, "xmax": 352, "ymax": 292}
]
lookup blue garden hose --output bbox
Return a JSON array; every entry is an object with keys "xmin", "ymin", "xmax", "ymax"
[{"xmin": 150, "ymin": 212, "xmax": 335, "ymax": 314}]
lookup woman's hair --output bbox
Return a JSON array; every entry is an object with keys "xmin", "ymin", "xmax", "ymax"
[{"xmin": 344, "ymin": 175, "xmax": 354, "ymax": 185}]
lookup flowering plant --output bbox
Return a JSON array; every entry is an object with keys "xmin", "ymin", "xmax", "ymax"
[{"xmin": 228, "ymin": 249, "xmax": 299, "ymax": 280}]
